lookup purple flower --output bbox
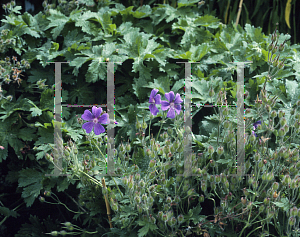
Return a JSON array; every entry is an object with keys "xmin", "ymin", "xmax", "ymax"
[
  {"xmin": 252, "ymin": 120, "xmax": 261, "ymax": 137},
  {"xmin": 161, "ymin": 91, "xmax": 183, "ymax": 119},
  {"xmin": 81, "ymin": 106, "xmax": 109, "ymax": 135},
  {"xmin": 149, "ymin": 89, "xmax": 161, "ymax": 116}
]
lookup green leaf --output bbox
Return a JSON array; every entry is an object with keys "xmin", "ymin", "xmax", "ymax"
[
  {"xmin": 40, "ymin": 89, "xmax": 54, "ymax": 111},
  {"xmin": 177, "ymin": 0, "xmax": 200, "ymax": 9},
  {"xmin": 0, "ymin": 206, "xmax": 19, "ymax": 218},
  {"xmin": 137, "ymin": 224, "xmax": 150, "ymax": 237},
  {"xmin": 44, "ymin": 9, "xmax": 69, "ymax": 40},
  {"xmin": 18, "ymin": 168, "xmax": 44, "ymax": 207},
  {"xmin": 273, "ymin": 197, "xmax": 292, "ymax": 212},
  {"xmin": 56, "ymin": 177, "xmax": 70, "ymax": 192}
]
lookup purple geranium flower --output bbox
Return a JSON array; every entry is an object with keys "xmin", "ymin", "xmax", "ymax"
[
  {"xmin": 252, "ymin": 120, "xmax": 261, "ymax": 137},
  {"xmin": 149, "ymin": 89, "xmax": 161, "ymax": 116},
  {"xmin": 81, "ymin": 106, "xmax": 109, "ymax": 135},
  {"xmin": 161, "ymin": 91, "xmax": 183, "ymax": 119}
]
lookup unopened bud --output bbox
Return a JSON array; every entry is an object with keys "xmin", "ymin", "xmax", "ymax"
[
  {"xmin": 209, "ymin": 88, "xmax": 215, "ymax": 97},
  {"xmin": 271, "ymin": 110, "xmax": 277, "ymax": 118},
  {"xmin": 125, "ymin": 143, "xmax": 131, "ymax": 152},
  {"xmin": 268, "ymin": 42, "xmax": 273, "ymax": 51},
  {"xmin": 241, "ymin": 197, "xmax": 247, "ymax": 205},
  {"xmin": 278, "ymin": 61, "xmax": 284, "ymax": 69},
  {"xmin": 278, "ymin": 43, "xmax": 284, "ymax": 52},
  {"xmin": 289, "ymin": 216, "xmax": 296, "ymax": 226},
  {"xmin": 208, "ymin": 145, "xmax": 214, "ymax": 154},
  {"xmin": 278, "ymin": 127, "xmax": 285, "ymax": 137}
]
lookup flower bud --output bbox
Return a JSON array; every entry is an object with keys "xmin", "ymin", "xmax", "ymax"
[
  {"xmin": 166, "ymin": 196, "xmax": 172, "ymax": 204},
  {"xmin": 209, "ymin": 175, "xmax": 215, "ymax": 183},
  {"xmin": 146, "ymin": 148, "xmax": 151, "ymax": 156},
  {"xmin": 199, "ymin": 194, "xmax": 204, "ymax": 203},
  {"xmin": 278, "ymin": 61, "xmax": 285, "ymax": 69},
  {"xmin": 201, "ymin": 182, "xmax": 207, "ymax": 192},
  {"xmin": 283, "ymin": 175, "xmax": 291, "ymax": 186},
  {"xmin": 133, "ymin": 173, "xmax": 140, "ymax": 181},
  {"xmin": 263, "ymin": 197, "xmax": 270, "ymax": 205},
  {"xmin": 125, "ymin": 143, "xmax": 131, "ymax": 152},
  {"xmin": 137, "ymin": 204, "xmax": 143, "ymax": 213},
  {"xmin": 217, "ymin": 146, "xmax": 224, "ymax": 156},
  {"xmin": 224, "ymin": 180, "xmax": 229, "ymax": 189},
  {"xmin": 162, "ymin": 214, "xmax": 168, "ymax": 222},
  {"xmin": 142, "ymin": 194, "xmax": 147, "ymax": 202},
  {"xmin": 177, "ymin": 214, "xmax": 184, "ymax": 224},
  {"xmin": 270, "ymin": 110, "xmax": 277, "ymax": 118},
  {"xmin": 265, "ymin": 104, "xmax": 271, "ymax": 113},
  {"xmin": 262, "ymin": 173, "xmax": 267, "ymax": 181},
  {"xmin": 158, "ymin": 211, "xmax": 163, "ymax": 220},
  {"xmin": 278, "ymin": 127, "xmax": 285, "ymax": 137},
  {"xmin": 134, "ymin": 196, "xmax": 141, "ymax": 204},
  {"xmin": 266, "ymin": 173, "xmax": 274, "ymax": 181},
  {"xmin": 241, "ymin": 197, "xmax": 247, "ymax": 205},
  {"xmin": 44, "ymin": 191, "xmax": 51, "ymax": 197},
  {"xmin": 278, "ymin": 110, "xmax": 285, "ymax": 118},
  {"xmin": 139, "ymin": 179, "xmax": 145, "ymax": 188},
  {"xmin": 39, "ymin": 196, "xmax": 45, "ymax": 203},
  {"xmin": 289, "ymin": 216, "xmax": 296, "ymax": 226},
  {"xmin": 6, "ymin": 95, "xmax": 13, "ymax": 101},
  {"xmin": 280, "ymin": 117, "xmax": 287, "ymax": 127},
  {"xmin": 209, "ymin": 88, "xmax": 215, "ymax": 97},
  {"xmin": 272, "ymin": 46, "xmax": 278, "ymax": 54},
  {"xmin": 215, "ymin": 175, "xmax": 221, "ymax": 183},
  {"xmin": 278, "ymin": 43, "xmax": 284, "ymax": 52},
  {"xmin": 111, "ymin": 203, "xmax": 118, "ymax": 211},
  {"xmin": 136, "ymin": 118, "xmax": 141, "ymax": 130},
  {"xmin": 208, "ymin": 145, "xmax": 214, "ymax": 154},
  {"xmin": 149, "ymin": 160, "xmax": 156, "ymax": 168},
  {"xmin": 50, "ymin": 231, "xmax": 58, "ymax": 236},
  {"xmin": 268, "ymin": 42, "xmax": 273, "ymax": 51},
  {"xmin": 128, "ymin": 180, "xmax": 134, "ymax": 189}
]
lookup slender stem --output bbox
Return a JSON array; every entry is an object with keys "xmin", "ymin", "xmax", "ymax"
[
  {"xmin": 156, "ymin": 111, "xmax": 166, "ymax": 141},
  {"xmin": 245, "ymin": 225, "xmax": 262, "ymax": 237}
]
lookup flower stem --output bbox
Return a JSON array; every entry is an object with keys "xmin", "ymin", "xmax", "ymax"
[{"xmin": 156, "ymin": 111, "xmax": 166, "ymax": 141}]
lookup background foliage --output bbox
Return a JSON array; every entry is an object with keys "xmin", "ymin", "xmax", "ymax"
[{"xmin": 0, "ymin": 0, "xmax": 300, "ymax": 236}]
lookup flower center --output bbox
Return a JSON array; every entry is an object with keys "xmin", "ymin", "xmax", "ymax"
[
  {"xmin": 170, "ymin": 102, "xmax": 174, "ymax": 108},
  {"xmin": 93, "ymin": 117, "xmax": 98, "ymax": 123}
]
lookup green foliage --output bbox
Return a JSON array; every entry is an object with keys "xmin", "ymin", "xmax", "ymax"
[
  {"xmin": 0, "ymin": 0, "xmax": 300, "ymax": 236},
  {"xmin": 18, "ymin": 168, "xmax": 44, "ymax": 207}
]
